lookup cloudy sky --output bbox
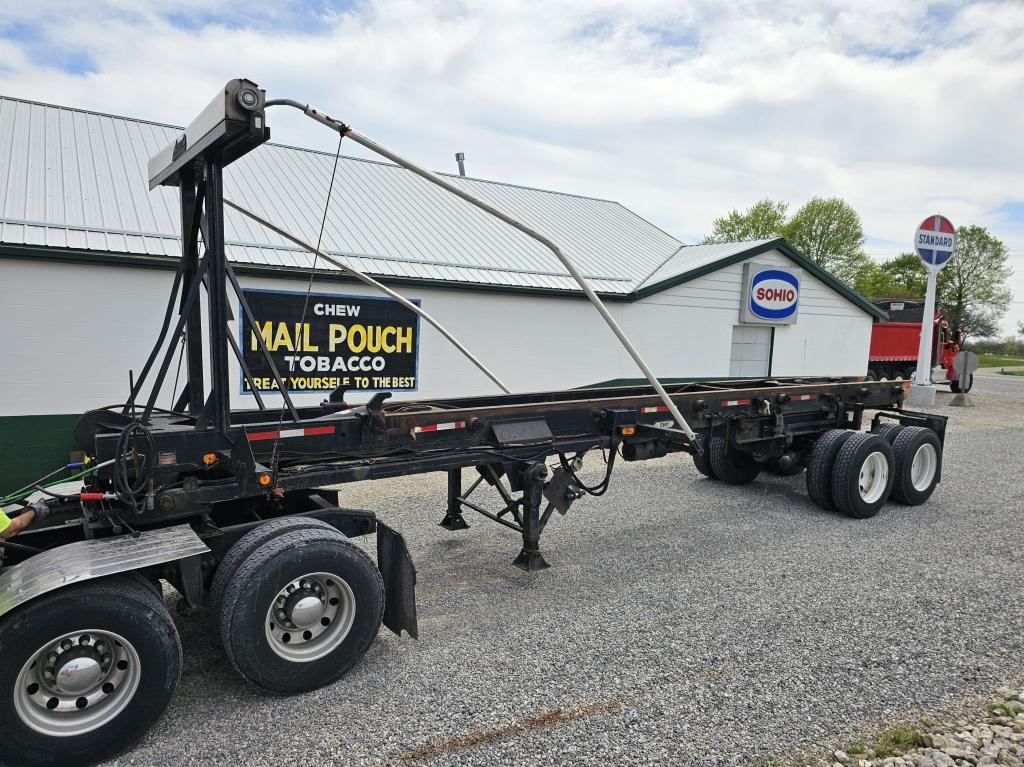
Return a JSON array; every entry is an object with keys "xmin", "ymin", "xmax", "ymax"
[{"xmin": 2, "ymin": 0, "xmax": 1023, "ymax": 334}]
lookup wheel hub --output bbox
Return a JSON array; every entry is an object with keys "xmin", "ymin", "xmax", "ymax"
[
  {"xmin": 14, "ymin": 630, "xmax": 141, "ymax": 737},
  {"xmin": 265, "ymin": 572, "xmax": 357, "ymax": 663},
  {"xmin": 55, "ymin": 654, "xmax": 105, "ymax": 696}
]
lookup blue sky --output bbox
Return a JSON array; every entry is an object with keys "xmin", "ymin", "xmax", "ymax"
[{"xmin": 1, "ymin": 0, "xmax": 1022, "ymax": 334}]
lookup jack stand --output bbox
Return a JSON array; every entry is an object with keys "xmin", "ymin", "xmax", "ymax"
[
  {"xmin": 513, "ymin": 462, "xmax": 550, "ymax": 571},
  {"xmin": 439, "ymin": 469, "xmax": 470, "ymax": 530}
]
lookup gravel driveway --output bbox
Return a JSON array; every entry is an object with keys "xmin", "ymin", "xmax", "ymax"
[{"xmin": 110, "ymin": 374, "xmax": 1024, "ymax": 766}]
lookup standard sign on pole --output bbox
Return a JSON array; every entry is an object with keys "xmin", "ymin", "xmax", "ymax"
[{"xmin": 908, "ymin": 215, "xmax": 956, "ymax": 405}]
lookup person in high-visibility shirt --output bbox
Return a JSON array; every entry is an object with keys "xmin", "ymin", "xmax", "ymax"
[{"xmin": 0, "ymin": 501, "xmax": 48, "ymax": 540}]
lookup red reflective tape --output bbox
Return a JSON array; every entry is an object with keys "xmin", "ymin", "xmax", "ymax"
[
  {"xmin": 794, "ymin": 394, "xmax": 817, "ymax": 401},
  {"xmin": 721, "ymin": 399, "xmax": 752, "ymax": 407},
  {"xmin": 640, "ymin": 405, "xmax": 670, "ymax": 413},
  {"xmin": 411, "ymin": 421, "xmax": 466, "ymax": 435},
  {"xmin": 247, "ymin": 425, "xmax": 336, "ymax": 442},
  {"xmin": 247, "ymin": 430, "xmax": 279, "ymax": 442},
  {"xmin": 304, "ymin": 426, "xmax": 336, "ymax": 437}
]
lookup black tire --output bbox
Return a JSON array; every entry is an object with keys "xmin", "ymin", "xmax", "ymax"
[
  {"xmin": 219, "ymin": 528, "xmax": 384, "ymax": 693},
  {"xmin": 904, "ymin": 366, "xmax": 917, "ymax": 381},
  {"xmin": 0, "ymin": 576, "xmax": 182, "ymax": 767},
  {"xmin": 950, "ymin": 374, "xmax": 973, "ymax": 394},
  {"xmin": 865, "ymin": 369, "xmax": 877, "ymax": 381},
  {"xmin": 208, "ymin": 516, "xmax": 336, "ymax": 630},
  {"xmin": 890, "ymin": 426, "xmax": 942, "ymax": 505},
  {"xmin": 831, "ymin": 432, "xmax": 895, "ymax": 518},
  {"xmin": 125, "ymin": 571, "xmax": 163, "ymax": 599},
  {"xmin": 765, "ymin": 456, "xmax": 804, "ymax": 476},
  {"xmin": 691, "ymin": 433, "xmax": 717, "ymax": 479},
  {"xmin": 871, "ymin": 423, "xmax": 906, "ymax": 444},
  {"xmin": 806, "ymin": 429, "xmax": 854, "ymax": 510},
  {"xmin": 709, "ymin": 431, "xmax": 760, "ymax": 485}
]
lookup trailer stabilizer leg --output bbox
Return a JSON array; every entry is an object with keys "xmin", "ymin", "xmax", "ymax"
[
  {"xmin": 376, "ymin": 521, "xmax": 419, "ymax": 639},
  {"xmin": 439, "ymin": 468, "xmax": 471, "ymax": 530},
  {"xmin": 513, "ymin": 463, "xmax": 551, "ymax": 572}
]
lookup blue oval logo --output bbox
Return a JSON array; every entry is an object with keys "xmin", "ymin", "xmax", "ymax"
[{"xmin": 750, "ymin": 269, "xmax": 799, "ymax": 320}]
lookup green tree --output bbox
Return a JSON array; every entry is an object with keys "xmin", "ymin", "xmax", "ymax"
[
  {"xmin": 780, "ymin": 197, "xmax": 869, "ymax": 285},
  {"xmin": 701, "ymin": 199, "xmax": 788, "ymax": 244},
  {"xmin": 1018, "ymin": 320, "xmax": 1024, "ymax": 337},
  {"xmin": 879, "ymin": 252, "xmax": 928, "ymax": 297},
  {"xmin": 935, "ymin": 225, "xmax": 1013, "ymax": 338}
]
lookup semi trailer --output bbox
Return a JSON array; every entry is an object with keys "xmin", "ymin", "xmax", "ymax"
[
  {"xmin": 0, "ymin": 80, "xmax": 949, "ymax": 767},
  {"xmin": 867, "ymin": 299, "xmax": 970, "ymax": 391}
]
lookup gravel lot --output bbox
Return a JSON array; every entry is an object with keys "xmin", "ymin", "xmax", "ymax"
[{"xmin": 110, "ymin": 374, "xmax": 1024, "ymax": 766}]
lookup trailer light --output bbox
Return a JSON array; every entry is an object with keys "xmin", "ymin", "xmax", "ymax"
[
  {"xmin": 203, "ymin": 453, "xmax": 218, "ymax": 466},
  {"xmin": 620, "ymin": 426, "xmax": 636, "ymax": 436},
  {"xmin": 258, "ymin": 473, "xmax": 273, "ymax": 487}
]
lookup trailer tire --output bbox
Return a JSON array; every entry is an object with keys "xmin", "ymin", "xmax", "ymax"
[
  {"xmin": 866, "ymin": 369, "xmax": 878, "ymax": 381},
  {"xmin": 831, "ymin": 433, "xmax": 895, "ymax": 518},
  {"xmin": 871, "ymin": 423, "xmax": 905, "ymax": 444},
  {"xmin": 219, "ymin": 528, "xmax": 384, "ymax": 694},
  {"xmin": 708, "ymin": 431, "xmax": 760, "ymax": 485},
  {"xmin": 950, "ymin": 375, "xmax": 973, "ymax": 393},
  {"xmin": 889, "ymin": 426, "xmax": 942, "ymax": 505},
  {"xmin": 209, "ymin": 516, "xmax": 337, "ymax": 632},
  {"xmin": 0, "ymin": 576, "xmax": 181, "ymax": 767},
  {"xmin": 691, "ymin": 433, "xmax": 717, "ymax": 479},
  {"xmin": 806, "ymin": 429, "xmax": 854, "ymax": 510}
]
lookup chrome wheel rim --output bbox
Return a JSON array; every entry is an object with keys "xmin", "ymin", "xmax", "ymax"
[
  {"xmin": 910, "ymin": 443, "xmax": 937, "ymax": 491},
  {"xmin": 858, "ymin": 451, "xmax": 889, "ymax": 504},
  {"xmin": 14, "ymin": 630, "xmax": 141, "ymax": 737},
  {"xmin": 265, "ymin": 572, "xmax": 356, "ymax": 662}
]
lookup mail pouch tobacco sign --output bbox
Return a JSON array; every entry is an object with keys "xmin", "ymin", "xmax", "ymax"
[{"xmin": 240, "ymin": 289, "xmax": 420, "ymax": 394}]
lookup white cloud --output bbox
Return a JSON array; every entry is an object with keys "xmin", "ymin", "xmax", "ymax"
[{"xmin": 2, "ymin": 0, "xmax": 1022, "ymax": 333}]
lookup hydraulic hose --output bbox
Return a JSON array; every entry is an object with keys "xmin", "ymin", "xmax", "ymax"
[{"xmin": 0, "ymin": 460, "xmax": 114, "ymax": 508}]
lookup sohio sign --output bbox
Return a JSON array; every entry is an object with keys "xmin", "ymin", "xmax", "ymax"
[{"xmin": 739, "ymin": 263, "xmax": 802, "ymax": 325}]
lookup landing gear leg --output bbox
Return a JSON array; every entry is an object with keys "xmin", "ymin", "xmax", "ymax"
[
  {"xmin": 512, "ymin": 462, "xmax": 550, "ymax": 572},
  {"xmin": 439, "ymin": 469, "xmax": 470, "ymax": 530}
]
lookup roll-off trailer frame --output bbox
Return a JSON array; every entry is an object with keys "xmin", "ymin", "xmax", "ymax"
[{"xmin": 0, "ymin": 80, "xmax": 948, "ymax": 766}]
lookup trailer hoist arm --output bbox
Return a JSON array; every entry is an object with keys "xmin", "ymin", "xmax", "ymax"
[{"xmin": 261, "ymin": 98, "xmax": 699, "ymax": 451}]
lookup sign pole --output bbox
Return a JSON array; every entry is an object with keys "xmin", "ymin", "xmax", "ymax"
[
  {"xmin": 906, "ymin": 214, "xmax": 956, "ymax": 407},
  {"xmin": 913, "ymin": 266, "xmax": 939, "ymax": 387}
]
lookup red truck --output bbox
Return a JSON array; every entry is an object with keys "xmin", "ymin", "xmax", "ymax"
[{"xmin": 867, "ymin": 299, "xmax": 971, "ymax": 392}]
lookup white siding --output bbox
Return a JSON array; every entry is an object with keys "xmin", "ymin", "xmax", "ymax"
[{"xmin": 0, "ymin": 248, "xmax": 872, "ymax": 418}]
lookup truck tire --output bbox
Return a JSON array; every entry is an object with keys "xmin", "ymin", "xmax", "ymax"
[
  {"xmin": 806, "ymin": 429, "xmax": 854, "ymax": 510},
  {"xmin": 889, "ymin": 426, "xmax": 942, "ymax": 505},
  {"xmin": 691, "ymin": 433, "xmax": 717, "ymax": 479},
  {"xmin": 708, "ymin": 431, "xmax": 760, "ymax": 485},
  {"xmin": 0, "ymin": 576, "xmax": 182, "ymax": 767},
  {"xmin": 218, "ymin": 528, "xmax": 384, "ymax": 694},
  {"xmin": 866, "ymin": 369, "xmax": 878, "ymax": 381},
  {"xmin": 831, "ymin": 432, "xmax": 895, "ymax": 518},
  {"xmin": 208, "ymin": 516, "xmax": 337, "ymax": 631},
  {"xmin": 871, "ymin": 423, "xmax": 905, "ymax": 444},
  {"xmin": 950, "ymin": 375, "xmax": 973, "ymax": 393}
]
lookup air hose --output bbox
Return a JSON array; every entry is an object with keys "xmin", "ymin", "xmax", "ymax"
[{"xmin": 0, "ymin": 460, "xmax": 114, "ymax": 508}]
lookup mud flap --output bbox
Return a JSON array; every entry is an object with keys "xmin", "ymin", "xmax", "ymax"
[{"xmin": 376, "ymin": 521, "xmax": 418, "ymax": 639}]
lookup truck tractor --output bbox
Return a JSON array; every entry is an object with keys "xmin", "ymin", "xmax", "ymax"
[{"xmin": 867, "ymin": 299, "xmax": 970, "ymax": 393}]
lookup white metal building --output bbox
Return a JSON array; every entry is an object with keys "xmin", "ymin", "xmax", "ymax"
[{"xmin": 0, "ymin": 95, "xmax": 884, "ymax": 487}]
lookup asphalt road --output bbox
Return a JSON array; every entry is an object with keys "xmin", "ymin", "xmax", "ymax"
[{"xmin": 111, "ymin": 374, "xmax": 1024, "ymax": 766}]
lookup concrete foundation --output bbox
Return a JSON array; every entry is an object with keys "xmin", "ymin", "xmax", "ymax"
[{"xmin": 906, "ymin": 383, "xmax": 937, "ymax": 406}]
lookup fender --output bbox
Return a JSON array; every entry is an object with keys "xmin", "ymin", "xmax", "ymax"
[{"xmin": 0, "ymin": 524, "xmax": 209, "ymax": 619}]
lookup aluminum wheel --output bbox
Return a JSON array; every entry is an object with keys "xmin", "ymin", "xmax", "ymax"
[
  {"xmin": 858, "ymin": 451, "xmax": 890, "ymax": 504},
  {"xmin": 265, "ymin": 572, "xmax": 356, "ymax": 662},
  {"xmin": 910, "ymin": 442, "xmax": 938, "ymax": 491},
  {"xmin": 14, "ymin": 630, "xmax": 141, "ymax": 737}
]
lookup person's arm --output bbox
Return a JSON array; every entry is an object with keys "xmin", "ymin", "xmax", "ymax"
[{"xmin": 0, "ymin": 501, "xmax": 49, "ymax": 540}]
